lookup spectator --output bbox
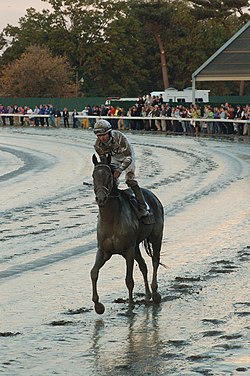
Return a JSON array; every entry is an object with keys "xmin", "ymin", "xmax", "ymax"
[
  {"xmin": 144, "ymin": 94, "xmax": 154, "ymax": 107},
  {"xmin": 23, "ymin": 106, "xmax": 29, "ymax": 126},
  {"xmin": 93, "ymin": 105, "xmax": 100, "ymax": 117},
  {"xmin": 130, "ymin": 105, "xmax": 139, "ymax": 130},
  {"xmin": 172, "ymin": 106, "xmax": 181, "ymax": 133},
  {"xmin": 147, "ymin": 105, "xmax": 155, "ymax": 131},
  {"xmin": 153, "ymin": 105, "xmax": 161, "ymax": 131},
  {"xmin": 82, "ymin": 106, "xmax": 89, "ymax": 128},
  {"xmin": 18, "ymin": 106, "xmax": 25, "ymax": 126},
  {"xmin": 219, "ymin": 106, "xmax": 228, "ymax": 134},
  {"xmin": 100, "ymin": 104, "xmax": 107, "ymax": 116},
  {"xmin": 44, "ymin": 105, "xmax": 50, "ymax": 127},
  {"xmin": 227, "ymin": 105, "xmax": 235, "ymax": 134},
  {"xmin": 160, "ymin": 104, "xmax": 167, "ymax": 132},
  {"xmin": 158, "ymin": 94, "xmax": 164, "ymax": 106},
  {"xmin": 179, "ymin": 105, "xmax": 189, "ymax": 133},
  {"xmin": 203, "ymin": 105, "xmax": 214, "ymax": 134},
  {"xmin": 39, "ymin": 104, "xmax": 45, "ymax": 126},
  {"xmin": 26, "ymin": 106, "xmax": 35, "ymax": 126},
  {"xmin": 117, "ymin": 107, "xmax": 125, "ymax": 130},
  {"xmin": 137, "ymin": 95, "xmax": 145, "ymax": 110},
  {"xmin": 49, "ymin": 104, "xmax": 55, "ymax": 127},
  {"xmin": 72, "ymin": 108, "xmax": 79, "ymax": 128},
  {"xmin": 140, "ymin": 105, "xmax": 148, "ymax": 131},
  {"xmin": 62, "ymin": 107, "xmax": 69, "ymax": 128},
  {"xmin": 212, "ymin": 107, "xmax": 220, "ymax": 134},
  {"xmin": 54, "ymin": 109, "xmax": 61, "ymax": 127},
  {"xmin": 165, "ymin": 103, "xmax": 173, "ymax": 132},
  {"xmin": 243, "ymin": 105, "xmax": 250, "ymax": 136},
  {"xmin": 0, "ymin": 104, "xmax": 7, "ymax": 125},
  {"xmin": 87, "ymin": 105, "xmax": 94, "ymax": 128},
  {"xmin": 7, "ymin": 105, "xmax": 14, "ymax": 126},
  {"xmin": 125, "ymin": 107, "xmax": 132, "ymax": 130},
  {"xmin": 235, "ymin": 105, "xmax": 245, "ymax": 135},
  {"xmin": 33, "ymin": 105, "xmax": 40, "ymax": 126},
  {"xmin": 13, "ymin": 104, "xmax": 19, "ymax": 125},
  {"xmin": 190, "ymin": 105, "xmax": 201, "ymax": 136}
]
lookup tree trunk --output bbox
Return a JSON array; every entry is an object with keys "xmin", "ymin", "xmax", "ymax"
[
  {"xmin": 155, "ymin": 33, "xmax": 169, "ymax": 89},
  {"xmin": 239, "ymin": 80, "xmax": 245, "ymax": 96}
]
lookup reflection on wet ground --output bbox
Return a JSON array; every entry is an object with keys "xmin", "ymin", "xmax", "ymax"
[{"xmin": 0, "ymin": 127, "xmax": 249, "ymax": 375}]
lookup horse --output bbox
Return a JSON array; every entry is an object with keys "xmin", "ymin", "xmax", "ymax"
[{"xmin": 90, "ymin": 154, "xmax": 164, "ymax": 314}]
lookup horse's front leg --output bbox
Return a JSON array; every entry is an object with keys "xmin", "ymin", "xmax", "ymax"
[
  {"xmin": 90, "ymin": 249, "xmax": 111, "ymax": 314},
  {"xmin": 124, "ymin": 247, "xmax": 135, "ymax": 308}
]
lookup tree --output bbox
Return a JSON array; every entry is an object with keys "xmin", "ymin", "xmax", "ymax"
[
  {"xmin": 129, "ymin": 0, "xmax": 175, "ymax": 89},
  {"xmin": 190, "ymin": 0, "xmax": 250, "ymax": 24},
  {"xmin": 0, "ymin": 0, "xmax": 248, "ymax": 97},
  {"xmin": 0, "ymin": 0, "xmax": 146, "ymax": 96},
  {"xmin": 0, "ymin": 45, "xmax": 74, "ymax": 97}
]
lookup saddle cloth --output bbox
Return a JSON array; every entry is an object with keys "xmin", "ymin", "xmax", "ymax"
[{"xmin": 120, "ymin": 188, "xmax": 155, "ymax": 225}]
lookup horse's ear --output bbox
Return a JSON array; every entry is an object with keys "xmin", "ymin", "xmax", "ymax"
[
  {"xmin": 107, "ymin": 153, "xmax": 111, "ymax": 165},
  {"xmin": 92, "ymin": 154, "xmax": 98, "ymax": 165}
]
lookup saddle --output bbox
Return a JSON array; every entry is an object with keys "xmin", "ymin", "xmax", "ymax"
[{"xmin": 120, "ymin": 188, "xmax": 155, "ymax": 225}]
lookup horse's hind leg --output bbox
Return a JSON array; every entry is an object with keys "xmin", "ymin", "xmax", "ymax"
[
  {"xmin": 135, "ymin": 246, "xmax": 151, "ymax": 302},
  {"xmin": 151, "ymin": 240, "xmax": 162, "ymax": 304},
  {"xmin": 90, "ymin": 249, "xmax": 111, "ymax": 314}
]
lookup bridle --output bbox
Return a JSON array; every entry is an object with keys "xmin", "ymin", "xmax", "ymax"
[{"xmin": 93, "ymin": 164, "xmax": 118, "ymax": 203}]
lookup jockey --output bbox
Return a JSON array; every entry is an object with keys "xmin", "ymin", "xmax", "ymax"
[{"xmin": 94, "ymin": 119, "xmax": 148, "ymax": 217}]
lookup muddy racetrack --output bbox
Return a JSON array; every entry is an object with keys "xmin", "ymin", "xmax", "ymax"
[{"xmin": 0, "ymin": 127, "xmax": 249, "ymax": 375}]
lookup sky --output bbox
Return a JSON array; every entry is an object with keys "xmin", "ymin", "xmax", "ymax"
[{"xmin": 0, "ymin": 0, "xmax": 51, "ymax": 32}]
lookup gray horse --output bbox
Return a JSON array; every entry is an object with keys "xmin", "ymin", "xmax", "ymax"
[{"xmin": 90, "ymin": 154, "xmax": 164, "ymax": 314}]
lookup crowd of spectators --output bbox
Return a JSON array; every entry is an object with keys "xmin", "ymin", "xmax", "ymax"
[
  {"xmin": 84, "ymin": 95, "xmax": 250, "ymax": 136},
  {"xmin": 0, "ymin": 95, "xmax": 249, "ymax": 136},
  {"xmin": 0, "ymin": 103, "xmax": 72, "ymax": 128}
]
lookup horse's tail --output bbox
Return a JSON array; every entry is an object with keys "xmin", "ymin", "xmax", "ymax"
[
  {"xmin": 143, "ymin": 238, "xmax": 167, "ymax": 269},
  {"xmin": 143, "ymin": 238, "xmax": 153, "ymax": 258}
]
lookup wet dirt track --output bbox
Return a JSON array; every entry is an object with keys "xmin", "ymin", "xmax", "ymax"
[{"xmin": 0, "ymin": 127, "xmax": 249, "ymax": 376}]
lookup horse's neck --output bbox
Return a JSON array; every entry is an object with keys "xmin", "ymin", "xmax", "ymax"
[{"xmin": 98, "ymin": 197, "xmax": 120, "ymax": 223}]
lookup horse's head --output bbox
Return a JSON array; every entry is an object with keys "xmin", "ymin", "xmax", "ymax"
[{"xmin": 92, "ymin": 154, "xmax": 115, "ymax": 206}]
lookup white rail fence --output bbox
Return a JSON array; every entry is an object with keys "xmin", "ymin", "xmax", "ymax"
[
  {"xmin": 0, "ymin": 113, "xmax": 249, "ymax": 126},
  {"xmin": 74, "ymin": 115, "xmax": 249, "ymax": 124}
]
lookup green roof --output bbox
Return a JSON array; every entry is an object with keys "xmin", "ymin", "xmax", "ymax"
[{"xmin": 192, "ymin": 21, "xmax": 250, "ymax": 82}]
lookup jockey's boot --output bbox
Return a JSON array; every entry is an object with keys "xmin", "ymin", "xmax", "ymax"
[{"xmin": 131, "ymin": 184, "xmax": 148, "ymax": 217}]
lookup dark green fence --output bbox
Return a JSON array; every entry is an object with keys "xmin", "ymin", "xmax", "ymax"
[
  {"xmin": 210, "ymin": 95, "xmax": 250, "ymax": 105},
  {"xmin": 0, "ymin": 95, "xmax": 249, "ymax": 112}
]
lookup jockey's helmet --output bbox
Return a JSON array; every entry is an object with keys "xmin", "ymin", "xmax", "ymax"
[{"xmin": 94, "ymin": 119, "xmax": 112, "ymax": 135}]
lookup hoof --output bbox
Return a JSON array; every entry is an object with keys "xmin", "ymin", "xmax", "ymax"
[
  {"xmin": 128, "ymin": 302, "xmax": 135, "ymax": 311},
  {"xmin": 95, "ymin": 302, "xmax": 105, "ymax": 315},
  {"xmin": 152, "ymin": 292, "xmax": 161, "ymax": 304}
]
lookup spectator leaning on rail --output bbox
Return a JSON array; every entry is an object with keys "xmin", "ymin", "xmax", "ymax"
[{"xmin": 93, "ymin": 119, "xmax": 148, "ymax": 217}]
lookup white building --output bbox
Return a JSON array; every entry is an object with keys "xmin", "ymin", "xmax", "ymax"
[{"xmin": 151, "ymin": 87, "xmax": 210, "ymax": 103}]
